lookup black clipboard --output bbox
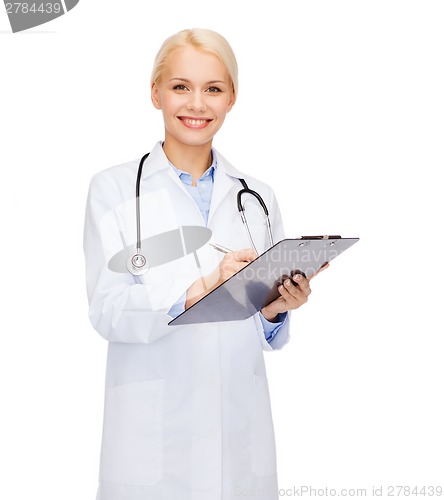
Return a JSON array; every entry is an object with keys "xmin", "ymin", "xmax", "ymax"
[{"xmin": 168, "ymin": 236, "xmax": 359, "ymax": 326}]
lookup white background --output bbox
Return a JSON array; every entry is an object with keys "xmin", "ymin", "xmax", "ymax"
[{"xmin": 1, "ymin": 1, "xmax": 443, "ymax": 498}]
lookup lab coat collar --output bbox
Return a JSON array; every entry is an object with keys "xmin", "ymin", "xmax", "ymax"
[
  {"xmin": 140, "ymin": 141, "xmax": 171, "ymax": 179},
  {"xmin": 213, "ymin": 149, "xmax": 246, "ymax": 180},
  {"xmin": 141, "ymin": 141, "xmax": 247, "ymax": 226},
  {"xmin": 141, "ymin": 141, "xmax": 246, "ymax": 181},
  {"xmin": 207, "ymin": 149, "xmax": 247, "ymax": 225}
]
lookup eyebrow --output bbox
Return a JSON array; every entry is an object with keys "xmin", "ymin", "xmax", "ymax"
[{"xmin": 169, "ymin": 78, "xmax": 227, "ymax": 85}]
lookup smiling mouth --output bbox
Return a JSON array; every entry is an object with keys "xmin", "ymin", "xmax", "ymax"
[{"xmin": 178, "ymin": 116, "xmax": 213, "ymax": 129}]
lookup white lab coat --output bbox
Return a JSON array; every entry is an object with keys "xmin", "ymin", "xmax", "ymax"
[{"xmin": 83, "ymin": 141, "xmax": 291, "ymax": 500}]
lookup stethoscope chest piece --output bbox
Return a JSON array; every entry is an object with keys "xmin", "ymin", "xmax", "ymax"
[{"xmin": 127, "ymin": 252, "xmax": 150, "ymax": 275}]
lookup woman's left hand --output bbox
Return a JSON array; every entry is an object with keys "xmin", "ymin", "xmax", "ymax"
[{"xmin": 260, "ymin": 264, "xmax": 329, "ymax": 321}]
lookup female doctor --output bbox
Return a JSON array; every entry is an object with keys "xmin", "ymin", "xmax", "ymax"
[{"xmin": 83, "ymin": 28, "xmax": 321, "ymax": 500}]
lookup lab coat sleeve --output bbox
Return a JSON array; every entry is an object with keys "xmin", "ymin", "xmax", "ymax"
[
  {"xmin": 253, "ymin": 186, "xmax": 291, "ymax": 351},
  {"xmin": 83, "ymin": 172, "xmax": 197, "ymax": 344}
]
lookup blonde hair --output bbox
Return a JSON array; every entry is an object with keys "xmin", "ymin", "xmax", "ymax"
[{"xmin": 151, "ymin": 28, "xmax": 238, "ymax": 104}]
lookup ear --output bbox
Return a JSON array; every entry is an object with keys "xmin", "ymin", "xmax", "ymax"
[
  {"xmin": 151, "ymin": 82, "xmax": 162, "ymax": 110},
  {"xmin": 226, "ymin": 91, "xmax": 235, "ymax": 113}
]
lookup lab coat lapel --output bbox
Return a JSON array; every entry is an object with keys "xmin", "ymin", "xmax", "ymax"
[
  {"xmin": 208, "ymin": 152, "xmax": 245, "ymax": 227},
  {"xmin": 207, "ymin": 167, "xmax": 235, "ymax": 226},
  {"xmin": 140, "ymin": 142, "xmax": 205, "ymax": 222}
]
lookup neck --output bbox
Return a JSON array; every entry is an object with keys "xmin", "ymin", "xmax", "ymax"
[{"xmin": 162, "ymin": 137, "xmax": 213, "ymax": 186}]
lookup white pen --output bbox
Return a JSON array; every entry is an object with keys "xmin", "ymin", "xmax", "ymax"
[{"xmin": 209, "ymin": 242, "xmax": 233, "ymax": 254}]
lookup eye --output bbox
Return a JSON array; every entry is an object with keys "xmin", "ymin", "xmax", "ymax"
[
  {"xmin": 173, "ymin": 84, "xmax": 189, "ymax": 91},
  {"xmin": 207, "ymin": 86, "xmax": 222, "ymax": 93}
]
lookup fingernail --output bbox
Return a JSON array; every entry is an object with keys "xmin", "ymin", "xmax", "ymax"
[
  {"xmin": 285, "ymin": 279, "xmax": 291, "ymax": 286},
  {"xmin": 294, "ymin": 274, "xmax": 302, "ymax": 282},
  {"xmin": 278, "ymin": 285, "xmax": 284, "ymax": 292}
]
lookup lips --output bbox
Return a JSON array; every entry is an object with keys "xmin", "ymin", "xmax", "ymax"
[{"xmin": 178, "ymin": 116, "xmax": 213, "ymax": 129}]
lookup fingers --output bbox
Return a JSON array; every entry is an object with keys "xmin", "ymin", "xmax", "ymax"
[
  {"xmin": 278, "ymin": 274, "xmax": 311, "ymax": 308},
  {"xmin": 230, "ymin": 248, "xmax": 258, "ymax": 263},
  {"xmin": 278, "ymin": 281, "xmax": 308, "ymax": 308},
  {"xmin": 218, "ymin": 248, "xmax": 257, "ymax": 282},
  {"xmin": 292, "ymin": 273, "xmax": 311, "ymax": 295}
]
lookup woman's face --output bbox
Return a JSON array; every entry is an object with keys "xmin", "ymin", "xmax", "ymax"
[{"xmin": 151, "ymin": 45, "xmax": 235, "ymax": 149}]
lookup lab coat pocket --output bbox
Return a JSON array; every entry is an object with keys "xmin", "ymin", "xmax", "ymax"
[
  {"xmin": 250, "ymin": 374, "xmax": 277, "ymax": 477},
  {"xmin": 101, "ymin": 378, "xmax": 165, "ymax": 486}
]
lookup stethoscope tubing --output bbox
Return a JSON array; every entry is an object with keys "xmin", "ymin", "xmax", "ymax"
[
  {"xmin": 237, "ymin": 180, "xmax": 274, "ymax": 255},
  {"xmin": 128, "ymin": 153, "xmax": 274, "ymax": 274},
  {"xmin": 135, "ymin": 152, "xmax": 150, "ymax": 253}
]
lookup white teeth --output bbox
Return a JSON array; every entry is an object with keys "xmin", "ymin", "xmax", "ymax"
[{"xmin": 182, "ymin": 118, "xmax": 207, "ymax": 125}]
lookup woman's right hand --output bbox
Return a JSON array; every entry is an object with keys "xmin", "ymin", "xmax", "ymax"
[
  {"xmin": 216, "ymin": 248, "xmax": 258, "ymax": 284},
  {"xmin": 185, "ymin": 248, "xmax": 257, "ymax": 309}
]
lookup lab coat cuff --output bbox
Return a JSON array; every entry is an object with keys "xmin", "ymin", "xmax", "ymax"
[
  {"xmin": 254, "ymin": 310, "xmax": 291, "ymax": 351},
  {"xmin": 259, "ymin": 311, "xmax": 286, "ymax": 343},
  {"xmin": 267, "ymin": 310, "xmax": 291, "ymax": 350},
  {"xmin": 253, "ymin": 313, "xmax": 274, "ymax": 351}
]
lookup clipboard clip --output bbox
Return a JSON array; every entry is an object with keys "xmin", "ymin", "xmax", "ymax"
[{"xmin": 300, "ymin": 235, "xmax": 342, "ymax": 240}]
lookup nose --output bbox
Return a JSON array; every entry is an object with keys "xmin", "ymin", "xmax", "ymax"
[{"xmin": 186, "ymin": 92, "xmax": 207, "ymax": 113}]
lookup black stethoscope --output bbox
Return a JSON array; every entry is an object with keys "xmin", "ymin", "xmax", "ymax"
[{"xmin": 127, "ymin": 152, "xmax": 274, "ymax": 275}]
